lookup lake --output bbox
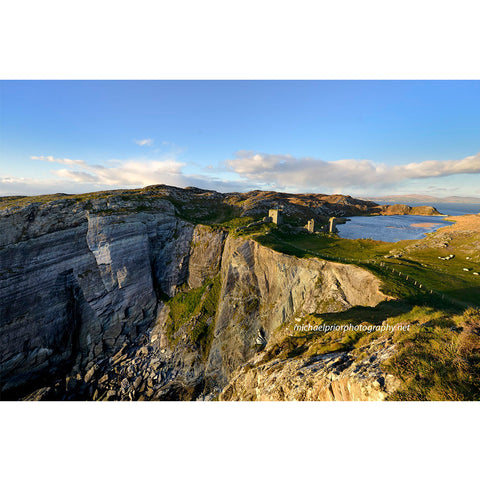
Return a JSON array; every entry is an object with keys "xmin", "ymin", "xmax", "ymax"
[{"xmin": 336, "ymin": 203, "xmax": 480, "ymax": 242}]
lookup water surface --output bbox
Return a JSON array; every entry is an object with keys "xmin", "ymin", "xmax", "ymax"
[{"xmin": 337, "ymin": 215, "xmax": 452, "ymax": 242}]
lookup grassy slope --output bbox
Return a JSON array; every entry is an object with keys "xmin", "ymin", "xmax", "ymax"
[
  {"xmin": 164, "ymin": 275, "xmax": 222, "ymax": 359},
  {"xmin": 261, "ymin": 302, "xmax": 480, "ymax": 400},
  {"xmin": 252, "ymin": 225, "xmax": 480, "ymax": 400},
  {"xmin": 384, "ymin": 306, "xmax": 480, "ymax": 400},
  {"xmin": 255, "ymin": 229, "xmax": 480, "ymax": 307}
]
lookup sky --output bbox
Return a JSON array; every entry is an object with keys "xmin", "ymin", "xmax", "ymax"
[{"xmin": 1, "ymin": 80, "xmax": 480, "ymax": 198}]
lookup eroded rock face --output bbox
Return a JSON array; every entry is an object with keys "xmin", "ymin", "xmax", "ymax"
[
  {"xmin": 219, "ymin": 340, "xmax": 401, "ymax": 401},
  {"xmin": 0, "ymin": 197, "xmax": 224, "ymax": 398},
  {"xmin": 187, "ymin": 225, "xmax": 227, "ymax": 289},
  {"xmin": 204, "ymin": 237, "xmax": 391, "ymax": 389}
]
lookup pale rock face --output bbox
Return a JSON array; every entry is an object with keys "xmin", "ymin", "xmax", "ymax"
[
  {"xmin": 187, "ymin": 225, "xmax": 227, "ymax": 289},
  {"xmin": 219, "ymin": 340, "xmax": 401, "ymax": 401},
  {"xmin": 203, "ymin": 237, "xmax": 390, "ymax": 389}
]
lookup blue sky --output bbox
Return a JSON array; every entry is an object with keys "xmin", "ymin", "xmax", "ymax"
[{"xmin": 1, "ymin": 80, "xmax": 480, "ymax": 197}]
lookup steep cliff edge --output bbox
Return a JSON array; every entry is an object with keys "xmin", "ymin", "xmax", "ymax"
[
  {"xmin": 203, "ymin": 237, "xmax": 390, "ymax": 392},
  {"xmin": 0, "ymin": 196, "xmax": 197, "ymax": 397},
  {"xmin": 20, "ymin": 234, "xmax": 391, "ymax": 401}
]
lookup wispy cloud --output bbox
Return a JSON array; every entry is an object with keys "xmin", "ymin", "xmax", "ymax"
[
  {"xmin": 226, "ymin": 151, "xmax": 480, "ymax": 191},
  {"xmin": 4, "ymin": 150, "xmax": 245, "ymax": 193},
  {"xmin": 31, "ymin": 155, "xmax": 86, "ymax": 166},
  {"xmin": 10, "ymin": 155, "xmax": 187, "ymax": 193},
  {"xmin": 55, "ymin": 170, "xmax": 100, "ymax": 183},
  {"xmin": 135, "ymin": 138, "xmax": 154, "ymax": 147},
  {"xmin": 1, "ymin": 156, "xmax": 248, "ymax": 196}
]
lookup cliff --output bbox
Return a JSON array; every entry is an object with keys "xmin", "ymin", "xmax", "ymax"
[
  {"xmin": 0, "ymin": 185, "xmax": 425, "ymax": 400},
  {"xmin": 0, "ymin": 195, "xmax": 192, "ymax": 397},
  {"xmin": 203, "ymin": 237, "xmax": 389, "ymax": 391}
]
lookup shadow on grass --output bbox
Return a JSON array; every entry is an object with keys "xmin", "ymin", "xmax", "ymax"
[
  {"xmin": 308, "ymin": 299, "xmax": 415, "ymax": 326},
  {"xmin": 441, "ymin": 286, "xmax": 480, "ymax": 307}
]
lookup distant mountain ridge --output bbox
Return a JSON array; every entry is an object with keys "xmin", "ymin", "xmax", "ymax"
[{"xmin": 362, "ymin": 194, "xmax": 480, "ymax": 204}]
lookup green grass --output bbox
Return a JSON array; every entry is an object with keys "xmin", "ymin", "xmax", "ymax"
[
  {"xmin": 384, "ymin": 307, "xmax": 480, "ymax": 400},
  {"xmin": 216, "ymin": 216, "xmax": 255, "ymax": 229},
  {"xmin": 165, "ymin": 286, "xmax": 208, "ymax": 337},
  {"xmin": 255, "ymin": 229, "xmax": 396, "ymax": 265},
  {"xmin": 165, "ymin": 275, "xmax": 221, "ymax": 357},
  {"xmin": 167, "ymin": 197, "xmax": 239, "ymax": 225}
]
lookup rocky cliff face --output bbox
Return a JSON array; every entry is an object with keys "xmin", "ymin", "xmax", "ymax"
[
  {"xmin": 18, "ymin": 234, "xmax": 390, "ymax": 401},
  {"xmin": 219, "ymin": 340, "xmax": 400, "ymax": 401},
  {"xmin": 0, "ymin": 186, "xmax": 403, "ymax": 400},
  {"xmin": 0, "ymin": 194, "xmax": 213, "ymax": 396},
  {"xmin": 203, "ymin": 237, "xmax": 389, "ymax": 391}
]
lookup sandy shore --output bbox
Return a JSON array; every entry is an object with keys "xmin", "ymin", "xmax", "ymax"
[
  {"xmin": 440, "ymin": 214, "xmax": 480, "ymax": 233},
  {"xmin": 410, "ymin": 222, "xmax": 443, "ymax": 228}
]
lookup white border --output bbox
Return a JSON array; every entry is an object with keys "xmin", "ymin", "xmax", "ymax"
[
  {"xmin": 1, "ymin": 0, "xmax": 480, "ymax": 79},
  {"xmin": 1, "ymin": 1, "xmax": 480, "ymax": 478}
]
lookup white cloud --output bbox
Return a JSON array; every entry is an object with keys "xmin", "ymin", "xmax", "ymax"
[
  {"xmin": 1, "ymin": 161, "xmax": 249, "ymax": 196},
  {"xmin": 7, "ymin": 152, "xmax": 249, "ymax": 193},
  {"xmin": 135, "ymin": 138, "xmax": 154, "ymax": 147},
  {"xmin": 0, "ymin": 176, "xmax": 87, "ymax": 196},
  {"xmin": 31, "ymin": 155, "xmax": 86, "ymax": 166},
  {"xmin": 4, "ymin": 150, "xmax": 480, "ymax": 197},
  {"xmin": 226, "ymin": 151, "xmax": 480, "ymax": 191},
  {"xmin": 55, "ymin": 170, "xmax": 100, "ymax": 183},
  {"xmin": 52, "ymin": 158, "xmax": 186, "ymax": 187}
]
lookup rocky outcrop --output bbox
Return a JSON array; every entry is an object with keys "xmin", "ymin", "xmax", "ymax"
[
  {"xmin": 371, "ymin": 204, "xmax": 441, "ymax": 216},
  {"xmin": 219, "ymin": 339, "xmax": 400, "ymax": 401},
  {"xmin": 204, "ymin": 238, "xmax": 390, "ymax": 389},
  {"xmin": 187, "ymin": 225, "xmax": 227, "ymax": 289}
]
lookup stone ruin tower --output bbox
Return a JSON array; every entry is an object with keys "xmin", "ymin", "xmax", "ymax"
[
  {"xmin": 329, "ymin": 217, "xmax": 337, "ymax": 233},
  {"xmin": 268, "ymin": 207, "xmax": 283, "ymax": 225},
  {"xmin": 306, "ymin": 219, "xmax": 316, "ymax": 233}
]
